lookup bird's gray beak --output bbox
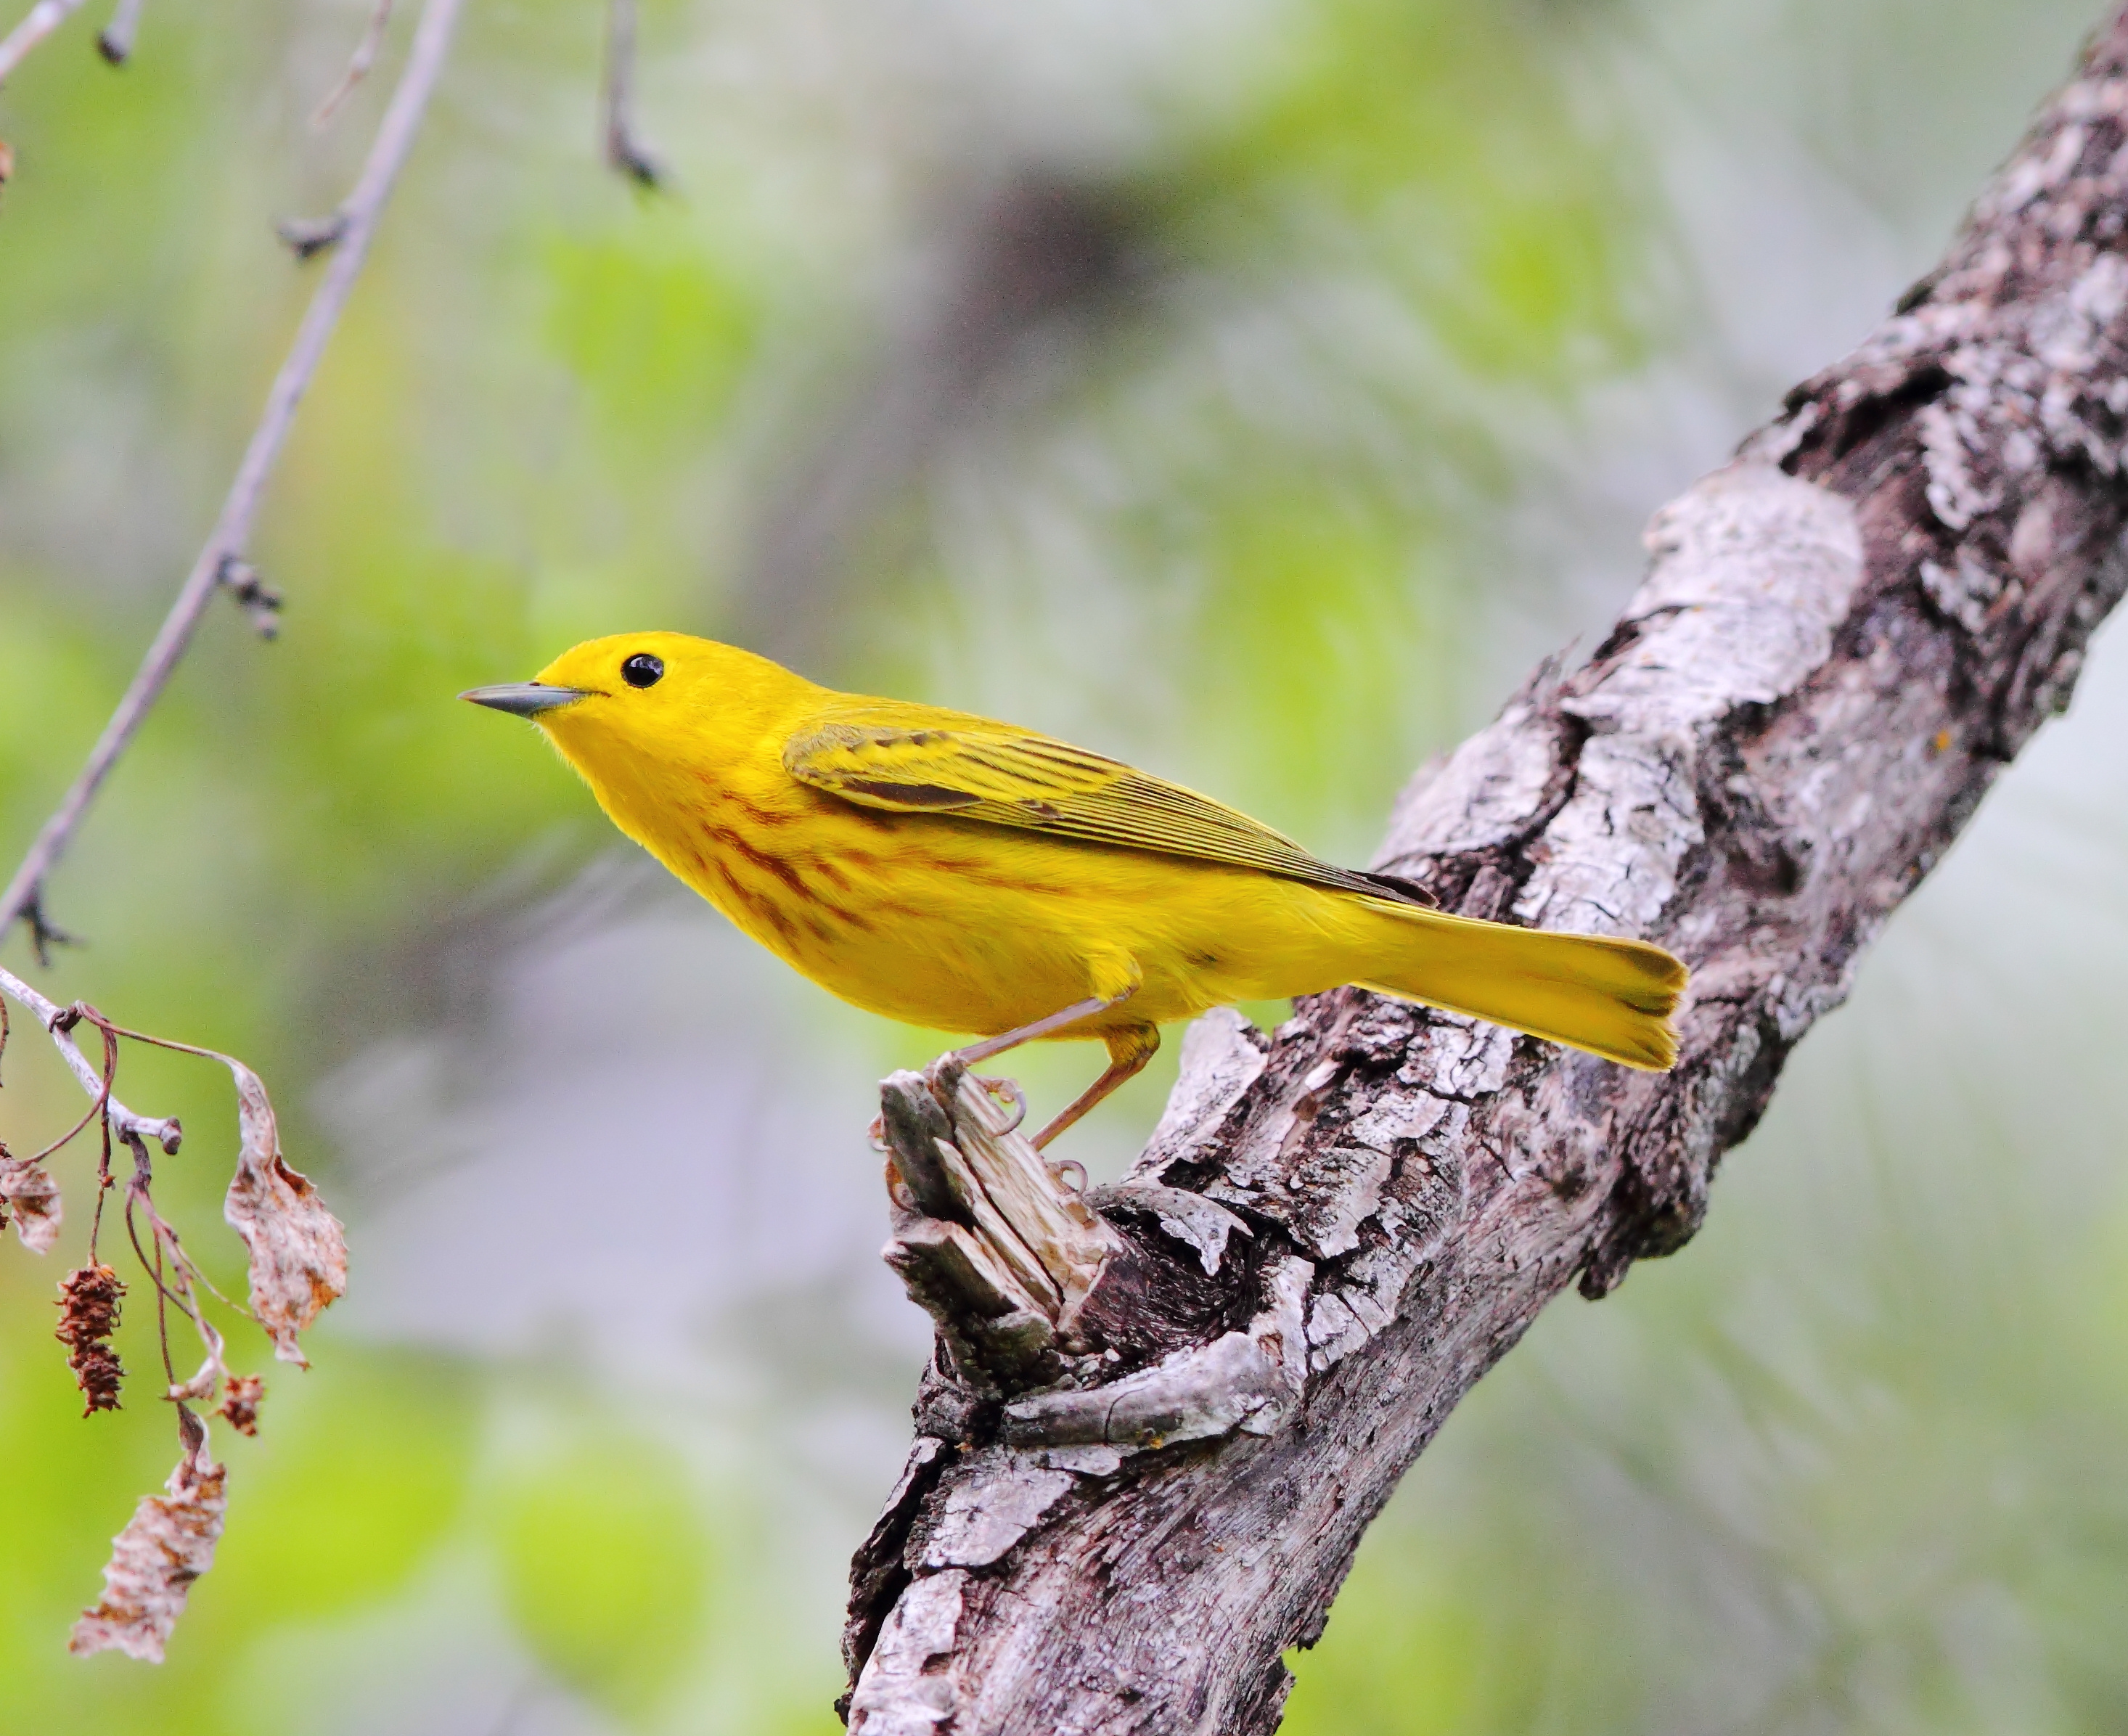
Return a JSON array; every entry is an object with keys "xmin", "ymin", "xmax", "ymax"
[{"xmin": 459, "ymin": 682, "xmax": 590, "ymax": 718}]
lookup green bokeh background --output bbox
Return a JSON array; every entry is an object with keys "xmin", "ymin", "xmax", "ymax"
[{"xmin": 2, "ymin": 0, "xmax": 2124, "ymax": 1730}]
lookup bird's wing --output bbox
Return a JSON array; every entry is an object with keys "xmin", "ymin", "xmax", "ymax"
[{"xmin": 781, "ymin": 714, "xmax": 1436, "ymax": 906}]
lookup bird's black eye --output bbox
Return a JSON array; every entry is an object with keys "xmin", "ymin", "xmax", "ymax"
[{"xmin": 621, "ymin": 652, "xmax": 664, "ymax": 689}]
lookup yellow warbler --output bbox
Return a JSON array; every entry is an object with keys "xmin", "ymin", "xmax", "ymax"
[{"xmin": 464, "ymin": 633, "xmax": 1685, "ymax": 1145}]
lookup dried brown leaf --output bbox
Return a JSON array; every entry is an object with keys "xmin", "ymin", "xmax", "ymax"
[
  {"xmin": 0, "ymin": 1155, "xmax": 62, "ymax": 1253},
  {"xmin": 68, "ymin": 1420, "xmax": 226, "ymax": 1663},
  {"xmin": 217, "ymin": 1374, "xmax": 263, "ymax": 1436},
  {"xmin": 217, "ymin": 1055, "xmax": 345, "ymax": 1366}
]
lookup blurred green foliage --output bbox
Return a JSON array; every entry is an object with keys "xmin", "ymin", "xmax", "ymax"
[
  {"xmin": 493, "ymin": 1433, "xmax": 713, "ymax": 1717},
  {"xmin": 1, "ymin": 0, "xmax": 2122, "ymax": 1730},
  {"xmin": 1224, "ymin": 0, "xmax": 1650, "ymax": 377}
]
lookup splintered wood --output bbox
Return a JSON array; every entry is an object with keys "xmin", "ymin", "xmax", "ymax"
[{"xmin": 877, "ymin": 1063, "xmax": 1119, "ymax": 1391}]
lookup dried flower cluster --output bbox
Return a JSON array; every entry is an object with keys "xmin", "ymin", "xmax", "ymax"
[
  {"xmin": 0, "ymin": 993, "xmax": 345, "ymax": 1663},
  {"xmin": 54, "ymin": 1262, "xmax": 126, "ymax": 1415}
]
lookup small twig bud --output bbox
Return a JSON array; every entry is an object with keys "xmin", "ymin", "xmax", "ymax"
[
  {"xmin": 215, "ymin": 557, "xmax": 284, "ymax": 639},
  {"xmin": 24, "ymin": 890, "xmax": 79, "ymax": 967},
  {"xmin": 607, "ymin": 132, "xmax": 663, "ymax": 189},
  {"xmin": 275, "ymin": 212, "xmax": 350, "ymax": 262}
]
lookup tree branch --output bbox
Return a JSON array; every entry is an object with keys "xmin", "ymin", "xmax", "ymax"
[
  {"xmin": 840, "ymin": 13, "xmax": 2128, "ymax": 1731},
  {"xmin": 308, "ymin": 0, "xmax": 394, "ymax": 128},
  {"xmin": 94, "ymin": 0, "xmax": 143, "ymax": 67},
  {"xmin": 601, "ymin": 0, "xmax": 660, "ymax": 188},
  {"xmin": 0, "ymin": 0, "xmax": 87, "ymax": 87},
  {"xmin": 0, "ymin": 0, "xmax": 466, "ymax": 961},
  {"xmin": 0, "ymin": 964, "xmax": 179, "ymax": 1152}
]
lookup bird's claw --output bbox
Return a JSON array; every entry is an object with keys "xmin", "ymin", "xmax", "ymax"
[
  {"xmin": 973, "ymin": 1074, "xmax": 1027, "ymax": 1133},
  {"xmin": 1044, "ymin": 1155, "xmax": 1087, "ymax": 1193}
]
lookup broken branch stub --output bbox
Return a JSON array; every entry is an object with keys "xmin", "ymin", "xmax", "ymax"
[
  {"xmin": 877, "ymin": 1065, "xmax": 1122, "ymax": 1396},
  {"xmin": 849, "ymin": 1056, "xmax": 1319, "ymax": 1727}
]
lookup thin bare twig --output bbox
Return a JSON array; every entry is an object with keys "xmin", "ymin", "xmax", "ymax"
[
  {"xmin": 217, "ymin": 558, "xmax": 283, "ymax": 638},
  {"xmin": 602, "ymin": 0, "xmax": 661, "ymax": 187},
  {"xmin": 94, "ymin": 0, "xmax": 140, "ymax": 66},
  {"xmin": 123, "ymin": 1160, "xmax": 234, "ymax": 1384},
  {"xmin": 311, "ymin": 0, "xmax": 394, "ymax": 128},
  {"xmin": 0, "ymin": 0, "xmax": 465, "ymax": 956},
  {"xmin": 20, "ymin": 1010, "xmax": 115, "ymax": 1166},
  {"xmin": 0, "ymin": 0, "xmax": 86, "ymax": 87},
  {"xmin": 125, "ymin": 1169, "xmax": 178, "ymax": 1388},
  {"xmin": 0, "ymin": 967, "xmax": 179, "ymax": 1151},
  {"xmin": 67, "ymin": 1010, "xmax": 256, "ymax": 1319}
]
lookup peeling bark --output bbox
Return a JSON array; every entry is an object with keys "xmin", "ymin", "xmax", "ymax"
[{"xmin": 840, "ymin": 17, "xmax": 2128, "ymax": 1732}]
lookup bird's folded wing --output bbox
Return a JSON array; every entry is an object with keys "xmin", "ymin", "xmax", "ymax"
[{"xmin": 781, "ymin": 716, "xmax": 1435, "ymax": 906}]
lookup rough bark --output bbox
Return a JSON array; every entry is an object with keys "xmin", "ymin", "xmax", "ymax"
[{"xmin": 839, "ymin": 15, "xmax": 2128, "ymax": 1732}]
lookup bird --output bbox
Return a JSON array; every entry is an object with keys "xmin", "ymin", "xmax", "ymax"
[{"xmin": 462, "ymin": 632, "xmax": 1686, "ymax": 1147}]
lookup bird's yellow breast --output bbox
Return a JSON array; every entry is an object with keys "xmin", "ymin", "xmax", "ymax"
[{"xmin": 635, "ymin": 784, "xmax": 1353, "ymax": 1036}]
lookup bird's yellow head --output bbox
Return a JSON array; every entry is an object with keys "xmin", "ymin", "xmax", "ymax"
[{"xmin": 459, "ymin": 631, "xmax": 815, "ymax": 827}]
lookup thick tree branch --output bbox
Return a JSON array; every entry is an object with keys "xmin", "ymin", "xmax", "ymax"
[
  {"xmin": 840, "ymin": 14, "xmax": 2128, "ymax": 1732},
  {"xmin": 0, "ymin": 0, "xmax": 465, "ymax": 963}
]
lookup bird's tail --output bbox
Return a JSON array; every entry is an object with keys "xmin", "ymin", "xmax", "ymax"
[{"xmin": 1353, "ymin": 902, "xmax": 1686, "ymax": 1070}]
